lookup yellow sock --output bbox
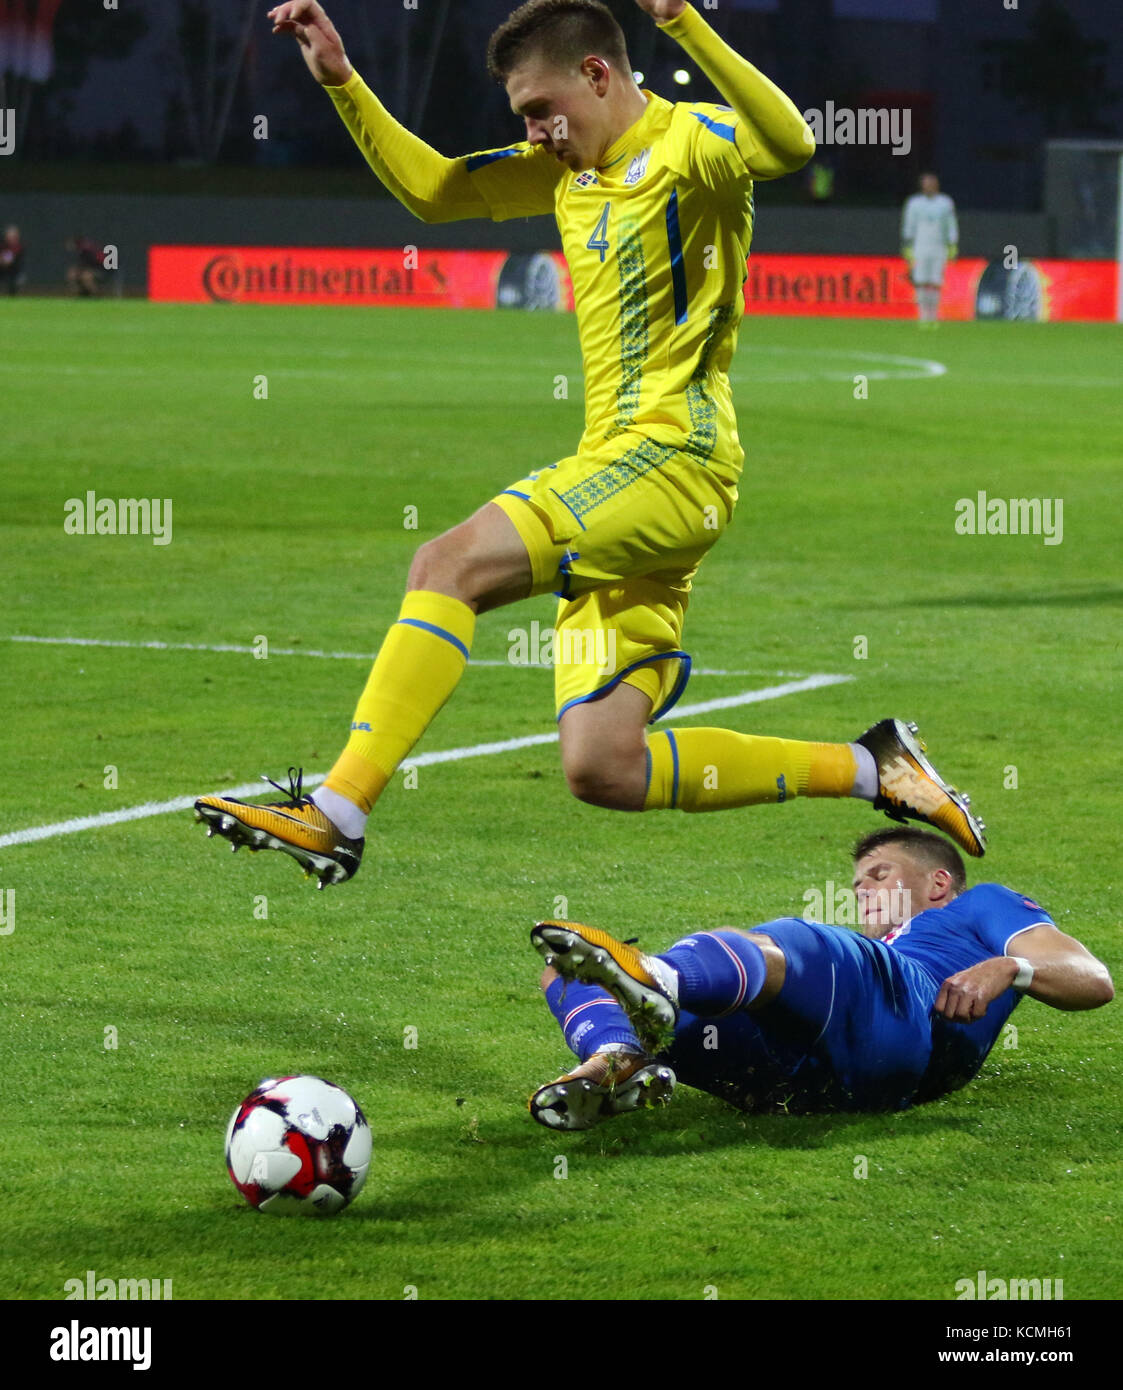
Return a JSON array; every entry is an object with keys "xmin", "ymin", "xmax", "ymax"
[
  {"xmin": 324, "ymin": 590, "xmax": 475, "ymax": 813},
  {"xmin": 644, "ymin": 729, "xmax": 856, "ymax": 811}
]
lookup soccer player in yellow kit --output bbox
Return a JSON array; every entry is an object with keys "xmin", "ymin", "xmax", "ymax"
[{"xmin": 195, "ymin": 0, "xmax": 986, "ymax": 886}]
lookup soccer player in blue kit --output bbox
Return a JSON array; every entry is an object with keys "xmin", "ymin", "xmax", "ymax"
[{"xmin": 528, "ymin": 827, "xmax": 1114, "ymax": 1128}]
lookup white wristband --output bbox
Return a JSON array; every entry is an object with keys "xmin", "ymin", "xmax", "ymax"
[{"xmin": 1010, "ymin": 956, "xmax": 1034, "ymax": 991}]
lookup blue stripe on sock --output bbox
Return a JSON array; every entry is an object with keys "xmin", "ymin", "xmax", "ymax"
[
  {"xmin": 666, "ymin": 729, "xmax": 680, "ymax": 809},
  {"xmin": 545, "ymin": 976, "xmax": 641, "ymax": 1062},
  {"xmin": 397, "ymin": 617, "xmax": 470, "ymax": 662}
]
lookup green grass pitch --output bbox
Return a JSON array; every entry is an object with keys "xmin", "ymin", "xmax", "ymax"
[{"xmin": 0, "ymin": 299, "xmax": 1120, "ymax": 1301}]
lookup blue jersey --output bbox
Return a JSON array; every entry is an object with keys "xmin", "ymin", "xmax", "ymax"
[
  {"xmin": 887, "ymin": 883, "xmax": 1054, "ymax": 1101},
  {"xmin": 884, "ymin": 883, "xmax": 1053, "ymax": 983},
  {"xmin": 662, "ymin": 884, "xmax": 1053, "ymax": 1113}
]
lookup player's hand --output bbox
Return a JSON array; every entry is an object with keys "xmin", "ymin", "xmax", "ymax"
[
  {"xmin": 268, "ymin": 1, "xmax": 352, "ymax": 86},
  {"xmin": 634, "ymin": 0, "xmax": 688, "ymax": 21},
  {"xmin": 934, "ymin": 957, "xmax": 1020, "ymax": 1023}
]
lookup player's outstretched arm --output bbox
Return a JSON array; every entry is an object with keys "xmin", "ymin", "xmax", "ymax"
[
  {"xmin": 268, "ymin": 0, "xmax": 490, "ymax": 223},
  {"xmin": 935, "ymin": 926, "xmax": 1114, "ymax": 1022},
  {"xmin": 636, "ymin": 0, "xmax": 814, "ymax": 180}
]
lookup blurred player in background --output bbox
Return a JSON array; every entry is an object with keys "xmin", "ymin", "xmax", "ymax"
[
  {"xmin": 195, "ymin": 1, "xmax": 986, "ymax": 888},
  {"xmin": 65, "ymin": 234, "xmax": 110, "ymax": 296},
  {"xmin": 0, "ymin": 224, "xmax": 25, "ymax": 295},
  {"xmin": 901, "ymin": 172, "xmax": 958, "ymax": 326},
  {"xmin": 528, "ymin": 828, "xmax": 1113, "ymax": 1129}
]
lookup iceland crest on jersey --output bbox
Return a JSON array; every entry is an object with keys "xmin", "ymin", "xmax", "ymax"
[
  {"xmin": 574, "ymin": 170, "xmax": 599, "ymax": 188},
  {"xmin": 625, "ymin": 148, "xmax": 651, "ymax": 186}
]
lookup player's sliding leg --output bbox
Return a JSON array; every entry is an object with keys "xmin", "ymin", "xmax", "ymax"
[
  {"xmin": 529, "ymin": 967, "xmax": 675, "ymax": 1131},
  {"xmin": 193, "ymin": 502, "xmax": 531, "ymax": 887},
  {"xmin": 532, "ymin": 921, "xmax": 782, "ymax": 1054},
  {"xmin": 532, "ymin": 920, "xmax": 680, "ymax": 1055},
  {"xmin": 538, "ymin": 919, "xmax": 933, "ymax": 1114}
]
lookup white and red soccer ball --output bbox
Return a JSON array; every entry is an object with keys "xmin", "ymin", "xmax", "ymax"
[{"xmin": 225, "ymin": 1075, "xmax": 371, "ymax": 1216}]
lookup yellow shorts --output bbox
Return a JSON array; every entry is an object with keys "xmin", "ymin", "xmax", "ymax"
[{"xmin": 491, "ymin": 432, "xmax": 739, "ymax": 722}]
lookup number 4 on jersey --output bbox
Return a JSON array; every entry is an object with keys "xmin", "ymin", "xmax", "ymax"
[{"xmin": 587, "ymin": 202, "xmax": 611, "ymax": 262}]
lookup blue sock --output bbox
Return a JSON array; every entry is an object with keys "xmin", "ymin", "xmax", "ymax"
[
  {"xmin": 544, "ymin": 976, "xmax": 643, "ymax": 1063},
  {"xmin": 660, "ymin": 930, "xmax": 768, "ymax": 1016}
]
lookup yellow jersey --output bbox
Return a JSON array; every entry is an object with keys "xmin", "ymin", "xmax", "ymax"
[
  {"xmin": 466, "ymin": 93, "xmax": 755, "ymax": 473},
  {"xmin": 326, "ymin": 5, "xmax": 814, "ymax": 478}
]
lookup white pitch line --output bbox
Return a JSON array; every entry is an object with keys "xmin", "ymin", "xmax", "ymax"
[
  {"xmin": 4, "ymin": 634, "xmax": 391, "ymax": 661},
  {"xmin": 2, "ymin": 635, "xmax": 802, "ymax": 678},
  {"xmin": 0, "ymin": 673, "xmax": 852, "ymax": 850},
  {"xmin": 731, "ymin": 347, "xmax": 946, "ymax": 385}
]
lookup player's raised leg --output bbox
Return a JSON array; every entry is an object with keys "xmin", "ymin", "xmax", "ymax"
[
  {"xmin": 193, "ymin": 501, "xmax": 531, "ymax": 887},
  {"xmin": 558, "ymin": 678, "xmax": 986, "ymax": 856},
  {"xmin": 646, "ymin": 714, "xmax": 986, "ymax": 854},
  {"xmin": 561, "ymin": 680, "xmax": 867, "ymax": 812}
]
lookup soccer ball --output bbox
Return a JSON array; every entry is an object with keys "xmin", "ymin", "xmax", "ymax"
[{"xmin": 225, "ymin": 1075, "xmax": 372, "ymax": 1216}]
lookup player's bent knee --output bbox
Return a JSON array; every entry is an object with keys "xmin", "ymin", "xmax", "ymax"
[
  {"xmin": 562, "ymin": 752, "xmax": 644, "ymax": 811},
  {"xmin": 564, "ymin": 767, "xmax": 631, "ymax": 810},
  {"xmin": 407, "ymin": 534, "xmax": 459, "ymax": 591},
  {"xmin": 406, "ymin": 535, "xmax": 487, "ymax": 607},
  {"xmin": 559, "ymin": 691, "xmax": 651, "ymax": 809},
  {"xmin": 406, "ymin": 514, "xmax": 529, "ymax": 610}
]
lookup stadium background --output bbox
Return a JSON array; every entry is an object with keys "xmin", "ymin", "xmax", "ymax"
[{"xmin": 2, "ymin": 0, "xmax": 1120, "ymax": 293}]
